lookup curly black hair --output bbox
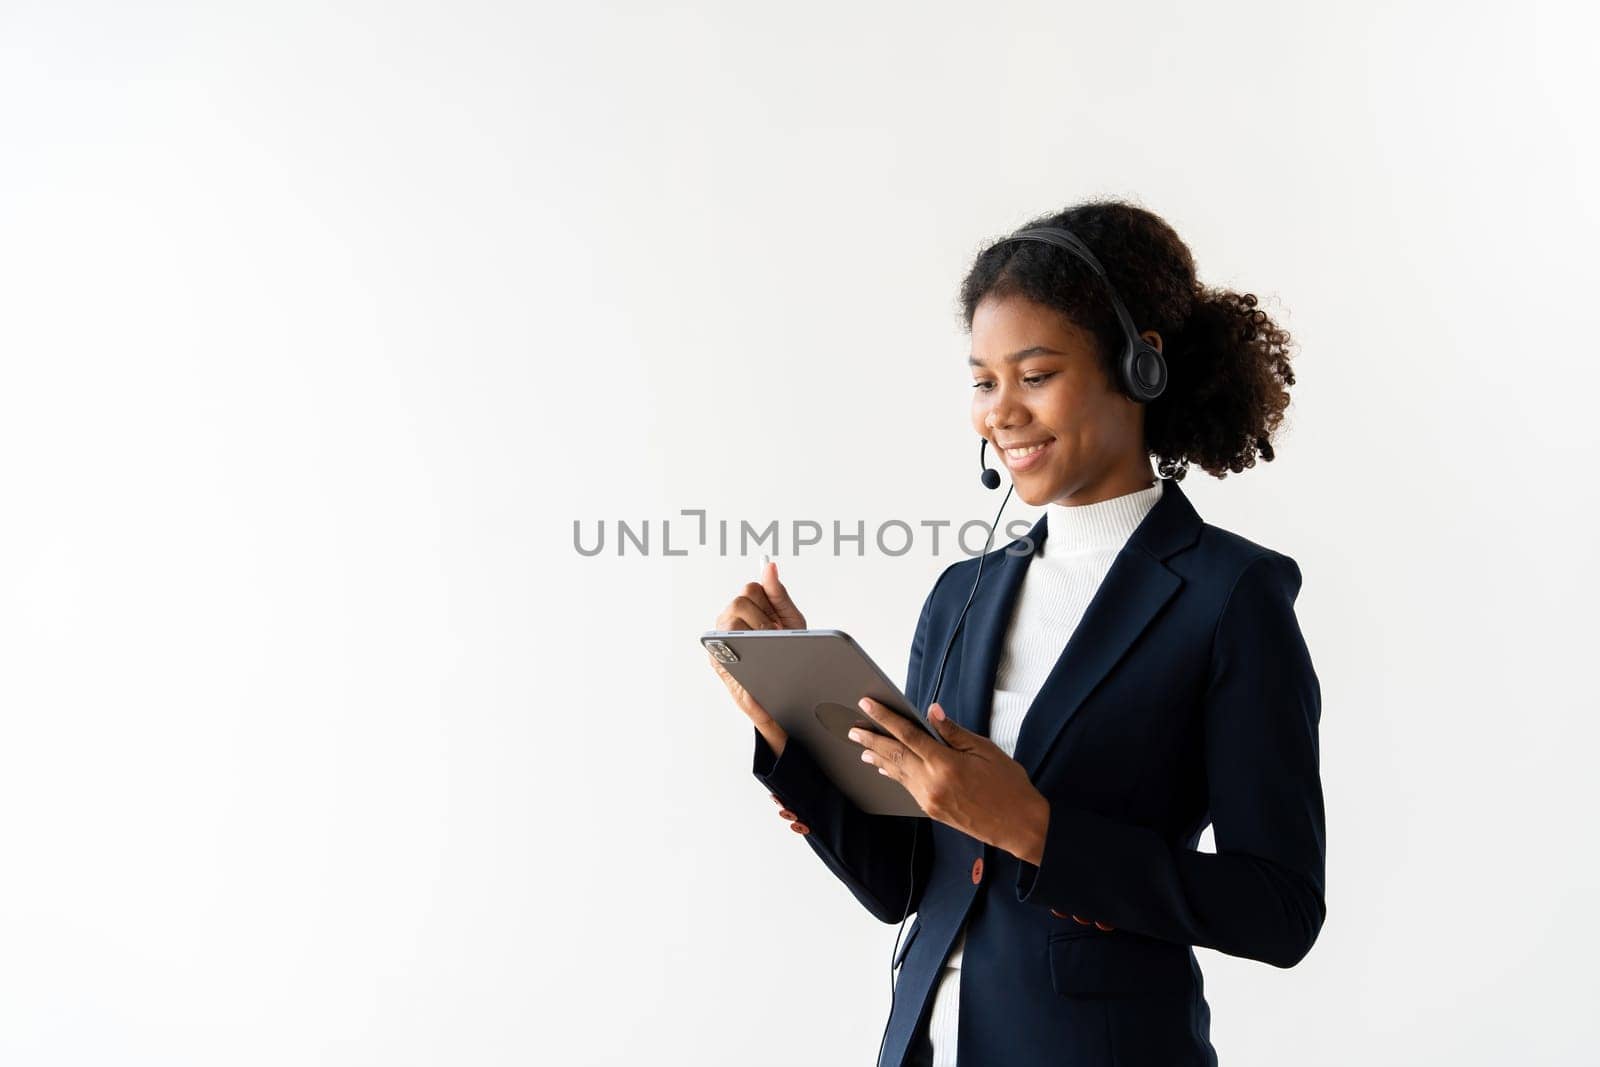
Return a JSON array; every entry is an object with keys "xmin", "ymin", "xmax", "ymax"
[{"xmin": 958, "ymin": 197, "xmax": 1297, "ymax": 481}]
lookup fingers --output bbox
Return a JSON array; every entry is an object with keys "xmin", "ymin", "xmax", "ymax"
[
  {"xmin": 855, "ymin": 697, "xmax": 937, "ymax": 761},
  {"xmin": 708, "ymin": 651, "xmax": 771, "ymax": 725},
  {"xmin": 708, "ymin": 654, "xmax": 745, "ymax": 695},
  {"xmin": 717, "ymin": 595, "xmax": 780, "ymax": 632},
  {"xmin": 927, "ymin": 703, "xmax": 976, "ymax": 751},
  {"xmin": 846, "ymin": 722, "xmax": 911, "ymax": 778},
  {"xmin": 738, "ymin": 581, "xmax": 785, "ymax": 628},
  {"xmin": 760, "ymin": 560, "xmax": 808, "ymax": 629}
]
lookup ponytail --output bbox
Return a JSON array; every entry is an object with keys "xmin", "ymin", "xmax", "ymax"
[{"xmin": 1148, "ymin": 288, "xmax": 1296, "ymax": 481}]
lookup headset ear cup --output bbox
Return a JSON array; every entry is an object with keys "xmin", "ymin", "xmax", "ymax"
[{"xmin": 1124, "ymin": 343, "xmax": 1167, "ymax": 402}]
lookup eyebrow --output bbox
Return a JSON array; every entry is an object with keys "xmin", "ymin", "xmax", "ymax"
[{"xmin": 967, "ymin": 345, "xmax": 1066, "ymax": 368}]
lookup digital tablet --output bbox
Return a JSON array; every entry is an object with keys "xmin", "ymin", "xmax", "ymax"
[{"xmin": 701, "ymin": 628, "xmax": 942, "ymax": 818}]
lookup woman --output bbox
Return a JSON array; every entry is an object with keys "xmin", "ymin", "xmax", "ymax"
[{"xmin": 710, "ymin": 199, "xmax": 1325, "ymax": 1067}]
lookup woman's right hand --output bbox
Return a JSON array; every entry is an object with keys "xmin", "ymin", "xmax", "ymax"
[{"xmin": 709, "ymin": 560, "xmax": 808, "ymax": 757}]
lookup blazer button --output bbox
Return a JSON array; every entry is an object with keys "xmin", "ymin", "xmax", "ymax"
[
  {"xmin": 1050, "ymin": 909, "xmax": 1069, "ymax": 919},
  {"xmin": 790, "ymin": 821, "xmax": 811, "ymax": 835},
  {"xmin": 970, "ymin": 857, "xmax": 984, "ymax": 884}
]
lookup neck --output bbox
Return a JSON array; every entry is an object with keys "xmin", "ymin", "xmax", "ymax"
[{"xmin": 1051, "ymin": 463, "xmax": 1158, "ymax": 507}]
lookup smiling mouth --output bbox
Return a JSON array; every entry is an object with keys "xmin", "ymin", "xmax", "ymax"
[
  {"xmin": 1004, "ymin": 442, "xmax": 1051, "ymax": 459},
  {"xmin": 1000, "ymin": 437, "xmax": 1055, "ymax": 472}
]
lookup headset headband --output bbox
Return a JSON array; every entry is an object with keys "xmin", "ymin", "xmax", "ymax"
[{"xmin": 999, "ymin": 226, "xmax": 1145, "ymax": 348}]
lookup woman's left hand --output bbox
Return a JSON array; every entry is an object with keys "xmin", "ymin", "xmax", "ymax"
[{"xmin": 849, "ymin": 697, "xmax": 1052, "ymax": 867}]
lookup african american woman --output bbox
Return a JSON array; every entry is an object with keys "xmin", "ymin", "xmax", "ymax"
[{"xmin": 710, "ymin": 198, "xmax": 1325, "ymax": 1067}]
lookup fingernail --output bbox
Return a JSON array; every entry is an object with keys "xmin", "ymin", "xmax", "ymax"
[
  {"xmin": 846, "ymin": 729, "xmax": 862, "ymax": 743},
  {"xmin": 930, "ymin": 704, "xmax": 945, "ymax": 721},
  {"xmin": 858, "ymin": 698, "xmax": 870, "ymax": 711}
]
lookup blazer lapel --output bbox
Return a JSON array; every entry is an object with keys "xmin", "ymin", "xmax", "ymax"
[
  {"xmin": 949, "ymin": 516, "xmax": 1042, "ymax": 739},
  {"xmin": 950, "ymin": 476, "xmax": 1205, "ymax": 779}
]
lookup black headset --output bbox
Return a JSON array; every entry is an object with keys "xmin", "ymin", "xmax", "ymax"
[
  {"xmin": 973, "ymin": 225, "xmax": 1168, "ymax": 487},
  {"xmin": 1003, "ymin": 226, "xmax": 1169, "ymax": 402},
  {"xmin": 877, "ymin": 223, "xmax": 1166, "ymax": 1066}
]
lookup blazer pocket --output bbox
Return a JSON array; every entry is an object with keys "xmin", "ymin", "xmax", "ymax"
[
  {"xmin": 1047, "ymin": 931, "xmax": 1194, "ymax": 997},
  {"xmin": 893, "ymin": 919, "xmax": 923, "ymax": 970}
]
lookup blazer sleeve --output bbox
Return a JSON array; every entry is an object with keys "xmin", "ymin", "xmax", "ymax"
[
  {"xmin": 749, "ymin": 569, "xmax": 950, "ymax": 924},
  {"xmin": 1014, "ymin": 551, "xmax": 1327, "ymax": 968}
]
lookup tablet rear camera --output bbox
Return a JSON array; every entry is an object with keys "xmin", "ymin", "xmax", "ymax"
[{"xmin": 706, "ymin": 640, "xmax": 739, "ymax": 664}]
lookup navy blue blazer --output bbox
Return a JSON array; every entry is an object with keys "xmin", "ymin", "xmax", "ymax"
[{"xmin": 751, "ymin": 475, "xmax": 1325, "ymax": 1067}]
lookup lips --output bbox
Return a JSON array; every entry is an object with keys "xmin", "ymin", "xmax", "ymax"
[
  {"xmin": 1003, "ymin": 441, "xmax": 1051, "ymax": 458},
  {"xmin": 999, "ymin": 437, "xmax": 1055, "ymax": 473}
]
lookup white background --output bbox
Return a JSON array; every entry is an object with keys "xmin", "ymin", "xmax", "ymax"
[{"xmin": 3, "ymin": 2, "xmax": 1596, "ymax": 1064}]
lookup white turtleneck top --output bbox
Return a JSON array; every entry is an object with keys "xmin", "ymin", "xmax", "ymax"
[{"xmin": 925, "ymin": 477, "xmax": 1164, "ymax": 1067}]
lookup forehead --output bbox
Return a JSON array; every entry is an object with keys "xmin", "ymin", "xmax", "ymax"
[{"xmin": 969, "ymin": 293, "xmax": 1096, "ymax": 364}]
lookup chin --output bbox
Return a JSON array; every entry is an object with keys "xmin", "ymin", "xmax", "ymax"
[{"xmin": 1010, "ymin": 479, "xmax": 1055, "ymax": 508}]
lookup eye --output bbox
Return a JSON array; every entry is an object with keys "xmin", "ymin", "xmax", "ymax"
[{"xmin": 972, "ymin": 371, "xmax": 1055, "ymax": 392}]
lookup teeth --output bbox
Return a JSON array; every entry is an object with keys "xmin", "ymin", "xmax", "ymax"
[{"xmin": 1006, "ymin": 442, "xmax": 1049, "ymax": 458}]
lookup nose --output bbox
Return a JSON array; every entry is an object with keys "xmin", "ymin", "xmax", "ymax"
[{"xmin": 982, "ymin": 382, "xmax": 1030, "ymax": 434}]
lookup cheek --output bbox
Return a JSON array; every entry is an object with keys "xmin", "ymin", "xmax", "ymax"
[
  {"xmin": 970, "ymin": 394, "xmax": 993, "ymax": 430},
  {"xmin": 1042, "ymin": 382, "xmax": 1087, "ymax": 420}
]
